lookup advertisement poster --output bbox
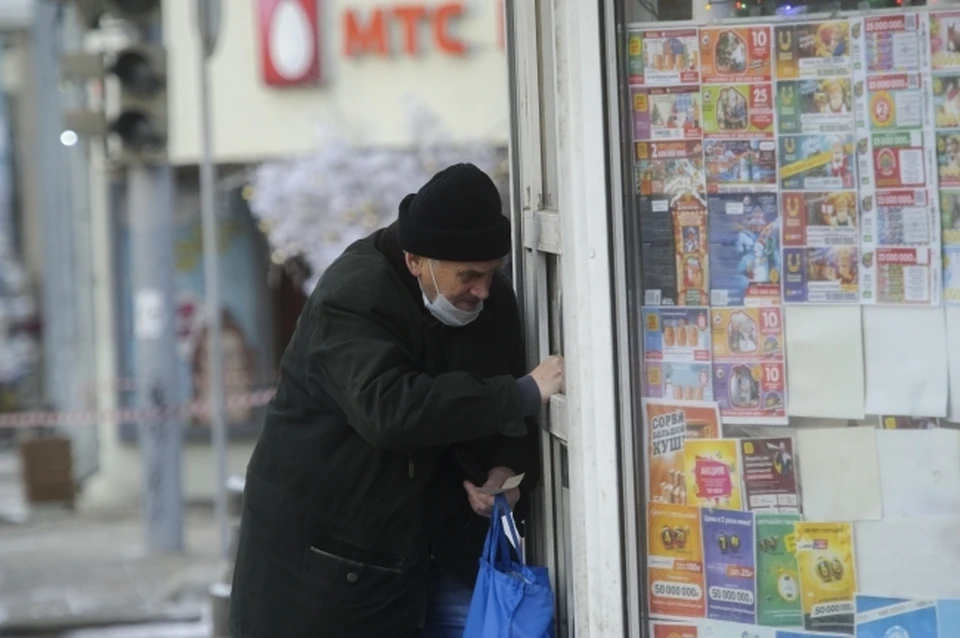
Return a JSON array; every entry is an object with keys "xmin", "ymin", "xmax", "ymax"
[
  {"xmin": 648, "ymin": 502, "xmax": 706, "ymax": 618},
  {"xmin": 859, "ymin": 189, "xmax": 939, "ymax": 305},
  {"xmin": 642, "ymin": 307, "xmax": 713, "ymax": 400},
  {"xmin": 933, "ymin": 73, "xmax": 960, "ymax": 129},
  {"xmin": 651, "ymin": 621, "xmax": 699, "ymax": 638},
  {"xmin": 639, "ymin": 196, "xmax": 681, "ymax": 306},
  {"xmin": 710, "ymin": 307, "xmax": 787, "ymax": 424},
  {"xmin": 628, "ymin": 29, "xmax": 644, "ymax": 84},
  {"xmin": 632, "ymin": 86, "xmax": 704, "ymax": 141},
  {"xmin": 700, "ymin": 26, "xmax": 773, "ymax": 83},
  {"xmin": 879, "ymin": 415, "xmax": 940, "ymax": 429},
  {"xmin": 708, "ymin": 193, "xmax": 782, "ymax": 307},
  {"xmin": 778, "ymin": 134, "xmax": 856, "ymax": 191},
  {"xmin": 644, "ymin": 399, "xmax": 723, "ymax": 505},
  {"xmin": 674, "ymin": 197, "xmax": 710, "ymax": 306},
  {"xmin": 704, "ymin": 139, "xmax": 778, "ymax": 193},
  {"xmin": 855, "ymin": 595, "xmax": 938, "ymax": 638},
  {"xmin": 943, "ymin": 189, "xmax": 960, "ymax": 305},
  {"xmin": 774, "ymin": 632, "xmax": 846, "ymax": 638},
  {"xmin": 702, "ymin": 508, "xmax": 757, "ymax": 624},
  {"xmin": 861, "ymin": 14, "xmax": 921, "ymax": 73},
  {"xmin": 682, "ymin": 438, "xmax": 743, "ymax": 509},
  {"xmin": 869, "ymin": 131, "xmax": 927, "ymax": 188},
  {"xmin": 936, "ymin": 132, "xmax": 960, "ymax": 187},
  {"xmin": 774, "ymin": 21, "xmax": 852, "ymax": 79},
  {"xmin": 794, "ymin": 522, "xmax": 856, "ymax": 635},
  {"xmin": 636, "ymin": 141, "xmax": 706, "ymax": 198},
  {"xmin": 701, "ymin": 621, "xmax": 775, "ymax": 638},
  {"xmin": 864, "ymin": 74, "xmax": 923, "ymax": 131},
  {"xmin": 756, "ymin": 513, "xmax": 803, "ymax": 628},
  {"xmin": 641, "ymin": 28, "xmax": 701, "ymax": 85},
  {"xmin": 702, "ymin": 84, "xmax": 776, "ymax": 138},
  {"xmin": 740, "ymin": 438, "xmax": 800, "ymax": 514},
  {"xmin": 776, "ymin": 79, "xmax": 854, "ymax": 134},
  {"xmin": 930, "ymin": 12, "xmax": 960, "ymax": 71}
]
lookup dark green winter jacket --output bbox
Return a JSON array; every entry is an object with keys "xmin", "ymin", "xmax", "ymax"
[{"xmin": 230, "ymin": 222, "xmax": 540, "ymax": 637}]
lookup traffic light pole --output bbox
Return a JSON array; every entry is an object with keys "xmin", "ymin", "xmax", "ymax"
[{"xmin": 129, "ymin": 20, "xmax": 183, "ymax": 553}]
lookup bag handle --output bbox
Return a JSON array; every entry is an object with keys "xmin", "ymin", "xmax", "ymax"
[{"xmin": 482, "ymin": 495, "xmax": 523, "ymax": 566}]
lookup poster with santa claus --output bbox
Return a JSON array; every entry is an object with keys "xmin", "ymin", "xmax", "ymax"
[{"xmin": 777, "ymin": 134, "xmax": 856, "ymax": 192}]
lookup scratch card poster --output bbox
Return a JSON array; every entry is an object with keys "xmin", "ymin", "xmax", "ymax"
[
  {"xmin": 633, "ymin": 86, "xmax": 704, "ymax": 141},
  {"xmin": 774, "ymin": 21, "xmax": 852, "ymax": 80},
  {"xmin": 708, "ymin": 193, "xmax": 782, "ymax": 307},
  {"xmin": 702, "ymin": 508, "xmax": 757, "ymax": 624},
  {"xmin": 648, "ymin": 502, "xmax": 706, "ymax": 618},
  {"xmin": 756, "ymin": 513, "xmax": 803, "ymax": 628},
  {"xmin": 699, "ymin": 26, "xmax": 773, "ymax": 84},
  {"xmin": 642, "ymin": 307, "xmax": 713, "ymax": 401},
  {"xmin": 859, "ymin": 14, "xmax": 921, "ymax": 74},
  {"xmin": 702, "ymin": 84, "xmax": 776, "ymax": 139},
  {"xmin": 641, "ymin": 28, "xmax": 701, "ymax": 86}
]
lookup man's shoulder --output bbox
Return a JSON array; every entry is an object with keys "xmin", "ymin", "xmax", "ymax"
[{"xmin": 309, "ymin": 236, "xmax": 414, "ymax": 316}]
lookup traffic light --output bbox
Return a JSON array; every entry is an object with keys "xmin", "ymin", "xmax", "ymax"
[{"xmin": 108, "ymin": 44, "xmax": 167, "ymax": 160}]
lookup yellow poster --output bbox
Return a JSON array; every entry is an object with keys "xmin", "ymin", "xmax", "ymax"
[
  {"xmin": 795, "ymin": 522, "xmax": 856, "ymax": 635},
  {"xmin": 682, "ymin": 438, "xmax": 743, "ymax": 510},
  {"xmin": 643, "ymin": 399, "xmax": 723, "ymax": 505},
  {"xmin": 648, "ymin": 503, "xmax": 706, "ymax": 619}
]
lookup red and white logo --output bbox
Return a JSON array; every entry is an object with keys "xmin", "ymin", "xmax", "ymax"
[{"xmin": 257, "ymin": 0, "xmax": 322, "ymax": 87}]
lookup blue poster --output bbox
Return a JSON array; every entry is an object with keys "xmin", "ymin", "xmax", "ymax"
[
  {"xmin": 776, "ymin": 631, "xmax": 846, "ymax": 638},
  {"xmin": 937, "ymin": 599, "xmax": 960, "ymax": 637},
  {"xmin": 702, "ymin": 508, "xmax": 757, "ymax": 624},
  {"xmin": 856, "ymin": 595, "xmax": 937, "ymax": 638},
  {"xmin": 708, "ymin": 193, "xmax": 782, "ymax": 306}
]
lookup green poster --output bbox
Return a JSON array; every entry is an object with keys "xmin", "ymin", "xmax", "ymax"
[{"xmin": 756, "ymin": 513, "xmax": 803, "ymax": 627}]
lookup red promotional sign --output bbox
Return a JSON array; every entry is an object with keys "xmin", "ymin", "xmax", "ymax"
[{"xmin": 257, "ymin": 0, "xmax": 322, "ymax": 87}]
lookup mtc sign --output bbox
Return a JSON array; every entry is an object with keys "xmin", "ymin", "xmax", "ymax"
[{"xmin": 343, "ymin": 2, "xmax": 467, "ymax": 57}]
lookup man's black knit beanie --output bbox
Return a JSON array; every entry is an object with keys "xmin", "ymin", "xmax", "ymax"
[{"xmin": 398, "ymin": 163, "xmax": 511, "ymax": 262}]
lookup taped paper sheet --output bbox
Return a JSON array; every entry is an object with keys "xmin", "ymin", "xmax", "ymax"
[
  {"xmin": 948, "ymin": 307, "xmax": 960, "ymax": 423},
  {"xmin": 876, "ymin": 429, "xmax": 960, "ymax": 518},
  {"xmin": 855, "ymin": 517, "xmax": 960, "ymax": 600},
  {"xmin": 784, "ymin": 306, "xmax": 865, "ymax": 420},
  {"xmin": 796, "ymin": 427, "xmax": 882, "ymax": 522},
  {"xmin": 863, "ymin": 306, "xmax": 948, "ymax": 417}
]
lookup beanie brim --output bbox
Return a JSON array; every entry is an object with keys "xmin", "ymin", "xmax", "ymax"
[{"xmin": 398, "ymin": 196, "xmax": 512, "ymax": 262}]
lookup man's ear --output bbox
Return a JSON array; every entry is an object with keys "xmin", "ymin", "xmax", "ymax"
[{"xmin": 404, "ymin": 252, "xmax": 423, "ymax": 277}]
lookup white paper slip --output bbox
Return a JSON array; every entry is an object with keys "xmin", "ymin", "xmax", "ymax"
[
  {"xmin": 876, "ymin": 429, "xmax": 960, "ymax": 518},
  {"xmin": 796, "ymin": 426, "xmax": 882, "ymax": 521},
  {"xmin": 478, "ymin": 473, "xmax": 525, "ymax": 495},
  {"xmin": 947, "ymin": 307, "xmax": 960, "ymax": 423}
]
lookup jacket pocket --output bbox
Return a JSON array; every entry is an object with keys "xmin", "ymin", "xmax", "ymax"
[{"xmin": 302, "ymin": 543, "xmax": 407, "ymax": 597}]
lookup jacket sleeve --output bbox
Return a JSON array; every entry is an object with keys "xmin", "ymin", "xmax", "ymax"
[{"xmin": 304, "ymin": 290, "xmax": 529, "ymax": 452}]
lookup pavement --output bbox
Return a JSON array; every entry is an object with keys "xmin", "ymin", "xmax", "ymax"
[{"xmin": 0, "ymin": 447, "xmax": 226, "ymax": 637}]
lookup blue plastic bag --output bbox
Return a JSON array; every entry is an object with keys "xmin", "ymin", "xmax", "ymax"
[{"xmin": 462, "ymin": 495, "xmax": 555, "ymax": 638}]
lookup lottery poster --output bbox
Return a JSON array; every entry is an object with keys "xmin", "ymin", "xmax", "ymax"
[
  {"xmin": 855, "ymin": 596, "xmax": 938, "ymax": 638},
  {"xmin": 860, "ymin": 14, "xmax": 921, "ymax": 73},
  {"xmin": 933, "ymin": 73, "xmax": 960, "ymax": 129},
  {"xmin": 641, "ymin": 28, "xmax": 701, "ymax": 86},
  {"xmin": 740, "ymin": 437, "xmax": 800, "ymax": 514},
  {"xmin": 642, "ymin": 307, "xmax": 713, "ymax": 401},
  {"xmin": 778, "ymin": 134, "xmax": 856, "ymax": 191},
  {"xmin": 674, "ymin": 197, "xmax": 710, "ymax": 306},
  {"xmin": 710, "ymin": 307, "xmax": 787, "ymax": 424},
  {"xmin": 869, "ymin": 131, "xmax": 927, "ymax": 188},
  {"xmin": 863, "ymin": 73, "xmax": 924, "ymax": 131},
  {"xmin": 930, "ymin": 12, "xmax": 960, "ymax": 72},
  {"xmin": 683, "ymin": 438, "xmax": 743, "ymax": 509},
  {"xmin": 632, "ymin": 86, "xmax": 704, "ymax": 141},
  {"xmin": 708, "ymin": 193, "xmax": 782, "ymax": 307},
  {"xmin": 859, "ymin": 189, "xmax": 939, "ymax": 305},
  {"xmin": 650, "ymin": 621, "xmax": 699, "ymax": 638},
  {"xmin": 704, "ymin": 139, "xmax": 778, "ymax": 193},
  {"xmin": 636, "ymin": 141, "xmax": 706, "ymax": 198},
  {"xmin": 947, "ymin": 246, "xmax": 960, "ymax": 303},
  {"xmin": 648, "ymin": 502, "xmax": 706, "ymax": 618},
  {"xmin": 639, "ymin": 196, "xmax": 681, "ymax": 306},
  {"xmin": 643, "ymin": 399, "xmax": 723, "ymax": 506},
  {"xmin": 628, "ymin": 29, "xmax": 645, "ymax": 84},
  {"xmin": 702, "ymin": 84, "xmax": 776, "ymax": 138},
  {"xmin": 794, "ymin": 522, "xmax": 856, "ymax": 635},
  {"xmin": 702, "ymin": 509, "xmax": 756, "ymax": 624},
  {"xmin": 944, "ymin": 189, "xmax": 960, "ymax": 304},
  {"xmin": 755, "ymin": 513, "xmax": 803, "ymax": 628},
  {"xmin": 700, "ymin": 26, "xmax": 773, "ymax": 84},
  {"xmin": 937, "ymin": 132, "xmax": 960, "ymax": 187},
  {"xmin": 879, "ymin": 415, "xmax": 940, "ymax": 429},
  {"xmin": 774, "ymin": 21, "xmax": 852, "ymax": 80},
  {"xmin": 776, "ymin": 79, "xmax": 854, "ymax": 134}
]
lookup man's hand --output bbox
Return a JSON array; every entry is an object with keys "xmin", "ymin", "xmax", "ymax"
[
  {"xmin": 530, "ymin": 355, "xmax": 564, "ymax": 404},
  {"xmin": 464, "ymin": 466, "xmax": 521, "ymax": 518}
]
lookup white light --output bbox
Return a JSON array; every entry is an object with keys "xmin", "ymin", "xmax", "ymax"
[{"xmin": 60, "ymin": 130, "xmax": 79, "ymax": 147}]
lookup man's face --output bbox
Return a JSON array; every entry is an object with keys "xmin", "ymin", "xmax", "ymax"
[{"xmin": 405, "ymin": 254, "xmax": 504, "ymax": 311}]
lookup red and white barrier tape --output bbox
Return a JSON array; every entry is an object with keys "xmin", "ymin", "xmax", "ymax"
[{"xmin": 0, "ymin": 389, "xmax": 276, "ymax": 429}]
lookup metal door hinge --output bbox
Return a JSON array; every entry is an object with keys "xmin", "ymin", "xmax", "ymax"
[{"xmin": 522, "ymin": 208, "xmax": 562, "ymax": 255}]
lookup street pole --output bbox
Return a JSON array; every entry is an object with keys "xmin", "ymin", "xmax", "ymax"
[
  {"xmin": 196, "ymin": 0, "xmax": 229, "ymax": 559},
  {"xmin": 130, "ymin": 19, "xmax": 183, "ymax": 553}
]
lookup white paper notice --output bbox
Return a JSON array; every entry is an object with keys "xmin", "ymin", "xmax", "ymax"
[
  {"xmin": 948, "ymin": 307, "xmax": 960, "ymax": 423},
  {"xmin": 796, "ymin": 427, "xmax": 882, "ymax": 521},
  {"xmin": 876, "ymin": 429, "xmax": 960, "ymax": 518},
  {"xmin": 863, "ymin": 306, "xmax": 948, "ymax": 417},
  {"xmin": 784, "ymin": 306, "xmax": 865, "ymax": 420},
  {"xmin": 855, "ymin": 518, "xmax": 960, "ymax": 599},
  {"xmin": 699, "ymin": 619, "xmax": 775, "ymax": 638}
]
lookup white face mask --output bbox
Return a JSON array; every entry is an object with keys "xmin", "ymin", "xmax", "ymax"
[{"xmin": 421, "ymin": 259, "xmax": 483, "ymax": 327}]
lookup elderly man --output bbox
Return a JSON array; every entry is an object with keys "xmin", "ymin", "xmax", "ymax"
[{"xmin": 230, "ymin": 163, "xmax": 564, "ymax": 637}]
